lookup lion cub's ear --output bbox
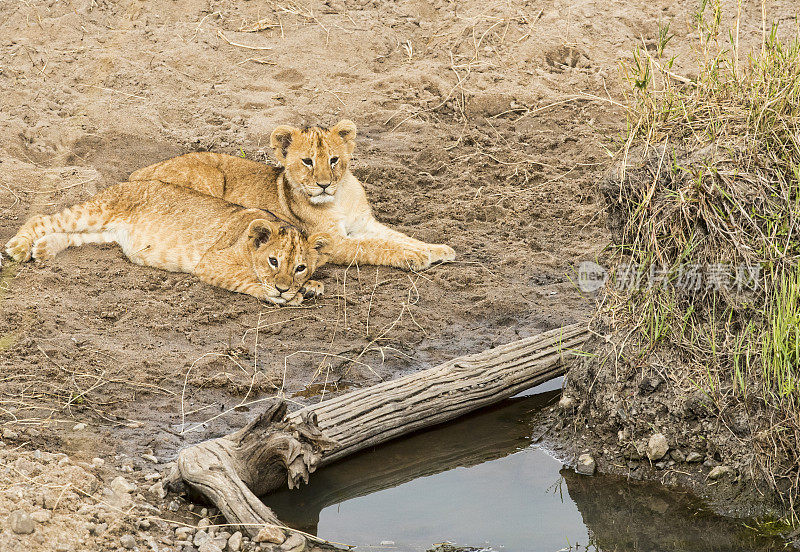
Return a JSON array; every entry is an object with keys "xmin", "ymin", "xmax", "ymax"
[
  {"xmin": 307, "ymin": 232, "xmax": 332, "ymax": 254},
  {"xmin": 247, "ymin": 218, "xmax": 281, "ymax": 249},
  {"xmin": 270, "ymin": 125, "xmax": 299, "ymax": 164},
  {"xmin": 331, "ymin": 119, "xmax": 357, "ymax": 154}
]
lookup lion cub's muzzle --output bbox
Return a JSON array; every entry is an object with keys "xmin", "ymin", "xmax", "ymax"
[{"xmin": 309, "ymin": 183, "xmax": 336, "ymax": 204}]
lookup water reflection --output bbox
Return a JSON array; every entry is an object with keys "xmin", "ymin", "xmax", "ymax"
[{"xmin": 265, "ymin": 387, "xmax": 779, "ymax": 551}]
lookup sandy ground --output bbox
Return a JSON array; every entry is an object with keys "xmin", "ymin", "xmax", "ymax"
[{"xmin": 0, "ymin": 0, "xmax": 795, "ymax": 550}]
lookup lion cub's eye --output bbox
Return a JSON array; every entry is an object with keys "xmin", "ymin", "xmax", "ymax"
[
  {"xmin": 268, "ymin": 257, "xmax": 279, "ymax": 268},
  {"xmin": 301, "ymin": 158, "xmax": 314, "ymax": 168},
  {"xmin": 295, "ymin": 264, "xmax": 307, "ymax": 273},
  {"xmin": 330, "ymin": 157, "xmax": 339, "ymax": 166}
]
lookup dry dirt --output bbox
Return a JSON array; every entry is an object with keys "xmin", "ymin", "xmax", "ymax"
[{"xmin": 0, "ymin": 0, "xmax": 794, "ymax": 550}]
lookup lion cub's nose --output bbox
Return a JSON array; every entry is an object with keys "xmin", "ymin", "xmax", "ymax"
[
  {"xmin": 318, "ymin": 182, "xmax": 331, "ymax": 190},
  {"xmin": 276, "ymin": 285, "xmax": 289, "ymax": 294}
]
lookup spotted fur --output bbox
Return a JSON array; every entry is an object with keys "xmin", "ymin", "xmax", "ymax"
[{"xmin": 5, "ymin": 181, "xmax": 330, "ymax": 305}]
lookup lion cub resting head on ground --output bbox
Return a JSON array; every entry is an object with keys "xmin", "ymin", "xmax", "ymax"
[{"xmin": 5, "ymin": 181, "xmax": 330, "ymax": 306}]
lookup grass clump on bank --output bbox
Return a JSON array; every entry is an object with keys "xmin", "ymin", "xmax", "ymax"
[{"xmin": 603, "ymin": 1, "xmax": 800, "ymax": 512}]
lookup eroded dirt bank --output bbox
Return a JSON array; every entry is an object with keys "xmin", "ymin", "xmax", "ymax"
[{"xmin": 1, "ymin": 0, "xmax": 791, "ymax": 550}]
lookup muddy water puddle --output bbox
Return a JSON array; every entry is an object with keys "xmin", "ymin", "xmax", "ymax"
[{"xmin": 264, "ymin": 379, "xmax": 781, "ymax": 552}]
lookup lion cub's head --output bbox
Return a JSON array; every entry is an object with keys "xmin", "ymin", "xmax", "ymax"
[
  {"xmin": 270, "ymin": 119, "xmax": 356, "ymax": 205},
  {"xmin": 246, "ymin": 219, "xmax": 330, "ymax": 305}
]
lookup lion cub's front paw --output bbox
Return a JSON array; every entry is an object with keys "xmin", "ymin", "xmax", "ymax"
[
  {"xmin": 285, "ymin": 292, "xmax": 305, "ymax": 306},
  {"xmin": 5, "ymin": 235, "xmax": 33, "ymax": 262},
  {"xmin": 428, "ymin": 244, "xmax": 456, "ymax": 265},
  {"xmin": 301, "ymin": 279, "xmax": 325, "ymax": 300}
]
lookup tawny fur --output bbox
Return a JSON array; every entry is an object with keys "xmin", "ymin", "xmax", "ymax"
[
  {"xmin": 5, "ymin": 181, "xmax": 330, "ymax": 306},
  {"xmin": 129, "ymin": 120, "xmax": 456, "ymax": 271}
]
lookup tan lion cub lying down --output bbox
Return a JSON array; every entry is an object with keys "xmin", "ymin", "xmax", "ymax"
[
  {"xmin": 5, "ymin": 181, "xmax": 330, "ymax": 306},
  {"xmin": 131, "ymin": 119, "xmax": 456, "ymax": 271}
]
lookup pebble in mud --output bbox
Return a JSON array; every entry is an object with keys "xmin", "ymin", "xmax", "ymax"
[
  {"xmin": 576, "ymin": 453, "xmax": 596, "ymax": 475},
  {"xmin": 194, "ymin": 529, "xmax": 210, "ymax": 546},
  {"xmin": 120, "ymin": 534, "xmax": 136, "ymax": 549},
  {"xmin": 280, "ymin": 533, "xmax": 306, "ymax": 551},
  {"xmin": 558, "ymin": 395, "xmax": 576, "ymax": 411},
  {"xmin": 8, "ymin": 510, "xmax": 36, "ymax": 534},
  {"xmin": 669, "ymin": 448, "xmax": 686, "ymax": 462},
  {"xmin": 647, "ymin": 433, "xmax": 669, "ymax": 461},
  {"xmin": 198, "ymin": 542, "xmax": 223, "ymax": 552},
  {"xmin": 110, "ymin": 476, "xmax": 136, "ymax": 495},
  {"xmin": 255, "ymin": 526, "xmax": 285, "ymax": 544},
  {"xmin": 227, "ymin": 531, "xmax": 243, "ymax": 552},
  {"xmin": 686, "ymin": 451, "xmax": 704, "ymax": 462},
  {"xmin": 708, "ymin": 465, "xmax": 732, "ymax": 480}
]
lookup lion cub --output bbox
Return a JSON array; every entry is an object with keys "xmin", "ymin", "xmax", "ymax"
[
  {"xmin": 5, "ymin": 181, "xmax": 330, "ymax": 305},
  {"xmin": 131, "ymin": 120, "xmax": 457, "ymax": 271}
]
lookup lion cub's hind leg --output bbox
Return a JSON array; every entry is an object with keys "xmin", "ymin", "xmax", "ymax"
[
  {"xmin": 5, "ymin": 202, "xmax": 109, "ymax": 262},
  {"xmin": 32, "ymin": 231, "xmax": 119, "ymax": 261}
]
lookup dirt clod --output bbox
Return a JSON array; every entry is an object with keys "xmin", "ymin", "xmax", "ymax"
[{"xmin": 8, "ymin": 510, "xmax": 36, "ymax": 535}]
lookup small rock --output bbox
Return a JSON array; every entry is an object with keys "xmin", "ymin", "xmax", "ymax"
[
  {"xmin": 380, "ymin": 541, "xmax": 395, "ymax": 546},
  {"xmin": 9, "ymin": 510, "xmax": 36, "ymax": 534},
  {"xmin": 227, "ymin": 531, "xmax": 243, "ymax": 552},
  {"xmin": 92, "ymin": 457, "xmax": 105, "ymax": 467},
  {"xmin": 167, "ymin": 500, "xmax": 180, "ymax": 512},
  {"xmin": 55, "ymin": 544, "xmax": 71, "ymax": 552},
  {"xmin": 199, "ymin": 508, "xmax": 208, "ymax": 518},
  {"xmin": 638, "ymin": 376, "xmax": 663, "ymax": 395},
  {"xmin": 255, "ymin": 526, "xmax": 285, "ymax": 544},
  {"xmin": 669, "ymin": 449, "xmax": 686, "ymax": 462},
  {"xmin": 194, "ymin": 530, "xmax": 210, "ymax": 547},
  {"xmin": 175, "ymin": 527, "xmax": 195, "ymax": 540},
  {"xmin": 558, "ymin": 395, "xmax": 576, "ymax": 411},
  {"xmin": 149, "ymin": 481, "xmax": 167, "ymax": 499},
  {"xmin": 628, "ymin": 440, "xmax": 647, "ymax": 460},
  {"xmin": 93, "ymin": 522, "xmax": 109, "ymax": 536},
  {"xmin": 144, "ymin": 472, "xmax": 162, "ymax": 481},
  {"xmin": 647, "ymin": 433, "xmax": 669, "ymax": 461},
  {"xmin": 57, "ymin": 456, "xmax": 70, "ymax": 466},
  {"xmin": 280, "ymin": 533, "xmax": 305, "ymax": 551},
  {"xmin": 31, "ymin": 510, "xmax": 52, "ymax": 523},
  {"xmin": 2, "ymin": 428, "xmax": 20, "ymax": 440},
  {"xmin": 72, "ymin": 423, "xmax": 87, "ymax": 431},
  {"xmin": 142, "ymin": 454, "xmax": 159, "ymax": 464},
  {"xmin": 110, "ymin": 476, "xmax": 137, "ymax": 494},
  {"xmin": 708, "ymin": 465, "xmax": 732, "ymax": 480},
  {"xmin": 197, "ymin": 518, "xmax": 211, "ymax": 530},
  {"xmin": 576, "ymin": 453, "xmax": 596, "ymax": 475},
  {"xmin": 138, "ymin": 519, "xmax": 151, "ymax": 530},
  {"xmin": 686, "ymin": 451, "xmax": 703, "ymax": 462},
  {"xmin": 198, "ymin": 543, "xmax": 223, "ymax": 552},
  {"xmin": 120, "ymin": 534, "xmax": 136, "ymax": 549}
]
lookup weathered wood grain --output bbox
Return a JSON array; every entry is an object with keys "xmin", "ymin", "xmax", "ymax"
[{"xmin": 167, "ymin": 322, "xmax": 590, "ymax": 550}]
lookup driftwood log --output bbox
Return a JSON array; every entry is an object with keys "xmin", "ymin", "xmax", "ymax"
[
  {"xmin": 166, "ymin": 323, "xmax": 590, "ymax": 550},
  {"xmin": 266, "ymin": 390, "xmax": 561, "ymax": 534}
]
